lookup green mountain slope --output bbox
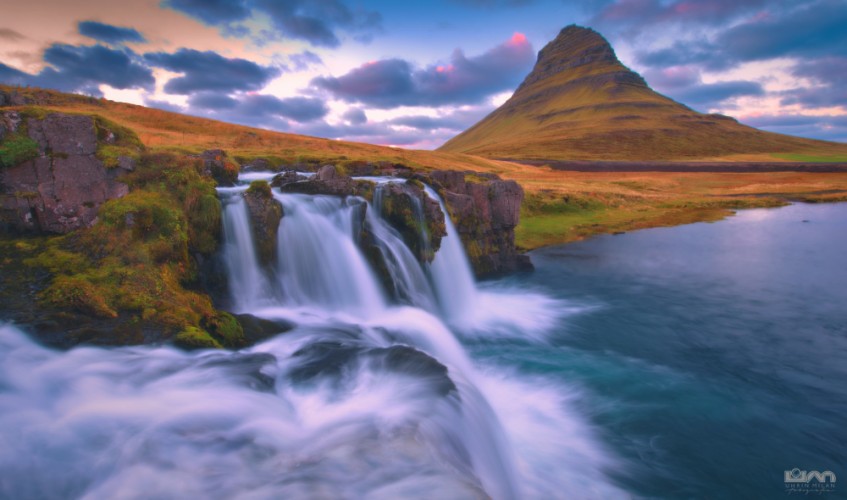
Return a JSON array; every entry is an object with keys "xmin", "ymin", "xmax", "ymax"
[{"xmin": 440, "ymin": 25, "xmax": 847, "ymax": 161}]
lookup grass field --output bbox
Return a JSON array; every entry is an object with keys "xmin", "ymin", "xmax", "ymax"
[{"xmin": 4, "ymin": 84, "xmax": 846, "ymax": 252}]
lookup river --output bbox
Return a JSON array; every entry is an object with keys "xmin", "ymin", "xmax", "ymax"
[{"xmin": 0, "ymin": 174, "xmax": 843, "ymax": 498}]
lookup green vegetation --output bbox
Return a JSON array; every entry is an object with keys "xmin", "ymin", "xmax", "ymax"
[
  {"xmin": 0, "ymin": 134, "xmax": 39, "ymax": 167},
  {"xmin": 19, "ymin": 151, "xmax": 241, "ymax": 348},
  {"xmin": 246, "ymin": 179, "xmax": 272, "ymax": 197},
  {"xmin": 772, "ymin": 153, "xmax": 847, "ymax": 163}
]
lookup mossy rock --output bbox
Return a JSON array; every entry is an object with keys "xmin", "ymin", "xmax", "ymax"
[{"xmin": 174, "ymin": 326, "xmax": 222, "ymax": 350}]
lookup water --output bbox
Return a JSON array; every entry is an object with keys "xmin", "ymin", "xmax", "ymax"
[
  {"xmin": 1, "ymin": 178, "xmax": 844, "ymax": 499},
  {"xmin": 474, "ymin": 202, "xmax": 847, "ymax": 498}
]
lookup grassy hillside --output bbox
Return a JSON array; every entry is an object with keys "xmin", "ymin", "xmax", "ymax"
[
  {"xmin": 440, "ymin": 26, "xmax": 847, "ymax": 162},
  {"xmin": 0, "ymin": 84, "xmax": 502, "ymax": 172},
  {"xmin": 3, "ymin": 83, "xmax": 846, "ymax": 256}
]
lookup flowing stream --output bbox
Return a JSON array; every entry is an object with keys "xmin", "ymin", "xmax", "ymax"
[
  {"xmin": 4, "ymin": 172, "xmax": 842, "ymax": 498},
  {"xmin": 0, "ymin": 173, "xmax": 623, "ymax": 499}
]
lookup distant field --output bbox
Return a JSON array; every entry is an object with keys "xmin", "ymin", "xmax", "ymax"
[
  {"xmin": 506, "ymin": 168, "xmax": 847, "ymax": 249},
  {"xmin": 772, "ymin": 153, "xmax": 847, "ymax": 163}
]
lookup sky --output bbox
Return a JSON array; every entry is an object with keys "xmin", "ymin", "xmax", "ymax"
[{"xmin": 1, "ymin": 0, "xmax": 845, "ymax": 148}]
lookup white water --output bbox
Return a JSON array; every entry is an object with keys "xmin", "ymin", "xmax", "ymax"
[{"xmin": 0, "ymin": 172, "xmax": 627, "ymax": 499}]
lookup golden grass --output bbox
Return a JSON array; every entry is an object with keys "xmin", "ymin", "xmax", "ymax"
[{"xmin": 5, "ymin": 85, "xmax": 846, "ymax": 252}]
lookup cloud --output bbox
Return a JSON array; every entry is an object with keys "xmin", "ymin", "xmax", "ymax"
[
  {"xmin": 593, "ymin": 0, "xmax": 768, "ymax": 29},
  {"xmin": 635, "ymin": 1, "xmax": 847, "ymax": 72},
  {"xmin": 717, "ymin": 0, "xmax": 847, "ymax": 63},
  {"xmin": 0, "ymin": 28, "xmax": 26, "ymax": 42},
  {"xmin": 643, "ymin": 65, "xmax": 764, "ymax": 110},
  {"xmin": 2, "ymin": 44, "xmax": 154, "ymax": 96},
  {"xmin": 162, "ymin": 0, "xmax": 251, "ymax": 24},
  {"xmin": 188, "ymin": 93, "xmax": 329, "ymax": 127},
  {"xmin": 449, "ymin": 0, "xmax": 536, "ymax": 7},
  {"xmin": 342, "ymin": 108, "xmax": 367, "ymax": 124},
  {"xmin": 772, "ymin": 56, "xmax": 847, "ymax": 109},
  {"xmin": 672, "ymin": 80, "xmax": 764, "ymax": 107},
  {"xmin": 143, "ymin": 98, "xmax": 186, "ymax": 114},
  {"xmin": 187, "ymin": 92, "xmax": 238, "ymax": 109},
  {"xmin": 739, "ymin": 113, "xmax": 847, "ymax": 142},
  {"xmin": 78, "ymin": 21, "xmax": 147, "ymax": 44},
  {"xmin": 790, "ymin": 56, "xmax": 847, "ymax": 88},
  {"xmin": 284, "ymin": 51, "xmax": 323, "ymax": 72},
  {"xmin": 311, "ymin": 32, "xmax": 534, "ymax": 108},
  {"xmin": 144, "ymin": 48, "xmax": 280, "ymax": 94},
  {"xmin": 0, "ymin": 63, "xmax": 29, "ymax": 85},
  {"xmin": 161, "ymin": 0, "xmax": 383, "ymax": 48}
]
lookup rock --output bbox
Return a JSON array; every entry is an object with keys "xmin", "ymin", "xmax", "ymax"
[
  {"xmin": 279, "ymin": 164, "xmax": 361, "ymax": 196},
  {"xmin": 0, "ymin": 112, "xmax": 130, "ymax": 234},
  {"xmin": 427, "ymin": 170, "xmax": 532, "ymax": 277},
  {"xmin": 374, "ymin": 181, "xmax": 445, "ymax": 262},
  {"xmin": 270, "ymin": 170, "xmax": 306, "ymax": 188},
  {"xmin": 241, "ymin": 157, "xmax": 272, "ymax": 172},
  {"xmin": 200, "ymin": 149, "xmax": 238, "ymax": 186},
  {"xmin": 235, "ymin": 313, "xmax": 293, "ymax": 344},
  {"xmin": 243, "ymin": 180, "xmax": 282, "ymax": 266}
]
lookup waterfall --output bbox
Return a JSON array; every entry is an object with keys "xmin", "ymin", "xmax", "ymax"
[
  {"xmin": 0, "ymin": 171, "xmax": 626, "ymax": 500},
  {"xmin": 423, "ymin": 185, "xmax": 479, "ymax": 328},
  {"xmin": 273, "ymin": 193, "xmax": 387, "ymax": 319},
  {"xmin": 220, "ymin": 187, "xmax": 277, "ymax": 311},
  {"xmin": 214, "ymin": 173, "xmax": 521, "ymax": 497}
]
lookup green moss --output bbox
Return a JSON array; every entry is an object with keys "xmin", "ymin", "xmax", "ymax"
[
  {"xmin": 174, "ymin": 326, "xmax": 222, "ymax": 350},
  {"xmin": 41, "ymin": 275, "xmax": 118, "ymax": 318},
  {"xmin": 0, "ymin": 134, "xmax": 39, "ymax": 168},
  {"xmin": 93, "ymin": 116, "xmax": 143, "ymax": 168},
  {"xmin": 203, "ymin": 311, "xmax": 246, "ymax": 348},
  {"xmin": 20, "ymin": 151, "xmax": 230, "ymax": 344},
  {"xmin": 246, "ymin": 179, "xmax": 272, "ymax": 197},
  {"xmin": 96, "ymin": 144, "xmax": 140, "ymax": 168}
]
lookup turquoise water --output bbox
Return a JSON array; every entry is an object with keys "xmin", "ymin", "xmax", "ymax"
[{"xmin": 472, "ymin": 203, "xmax": 847, "ymax": 498}]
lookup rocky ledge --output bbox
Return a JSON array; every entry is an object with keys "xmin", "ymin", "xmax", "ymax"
[
  {"xmin": 0, "ymin": 110, "xmax": 139, "ymax": 234},
  {"xmin": 273, "ymin": 163, "xmax": 532, "ymax": 277}
]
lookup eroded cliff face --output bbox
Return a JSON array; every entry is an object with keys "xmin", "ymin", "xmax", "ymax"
[
  {"xmin": 269, "ymin": 161, "xmax": 531, "ymax": 277},
  {"xmin": 426, "ymin": 170, "xmax": 532, "ymax": 277},
  {"xmin": 0, "ymin": 111, "xmax": 134, "ymax": 234}
]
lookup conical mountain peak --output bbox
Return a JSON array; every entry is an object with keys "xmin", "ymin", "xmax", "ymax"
[{"xmin": 440, "ymin": 26, "xmax": 836, "ymax": 161}]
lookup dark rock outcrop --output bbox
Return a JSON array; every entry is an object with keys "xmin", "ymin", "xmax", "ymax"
[
  {"xmin": 199, "ymin": 149, "xmax": 238, "ymax": 186},
  {"xmin": 0, "ymin": 111, "xmax": 132, "ymax": 234},
  {"xmin": 270, "ymin": 170, "xmax": 307, "ymax": 188},
  {"xmin": 374, "ymin": 181, "xmax": 445, "ymax": 262},
  {"xmin": 271, "ymin": 161, "xmax": 529, "ymax": 276},
  {"xmin": 279, "ymin": 164, "xmax": 362, "ymax": 196},
  {"xmin": 427, "ymin": 170, "xmax": 532, "ymax": 276},
  {"xmin": 243, "ymin": 180, "xmax": 282, "ymax": 266}
]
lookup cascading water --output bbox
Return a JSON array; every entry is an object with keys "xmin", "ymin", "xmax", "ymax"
[
  {"xmin": 220, "ymin": 187, "xmax": 278, "ymax": 311},
  {"xmin": 0, "ymin": 171, "xmax": 627, "ymax": 500}
]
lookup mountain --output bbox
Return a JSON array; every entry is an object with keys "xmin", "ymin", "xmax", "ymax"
[{"xmin": 440, "ymin": 25, "xmax": 847, "ymax": 161}]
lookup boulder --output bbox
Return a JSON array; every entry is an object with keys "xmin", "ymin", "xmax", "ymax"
[
  {"xmin": 0, "ymin": 112, "xmax": 132, "ymax": 234},
  {"xmin": 427, "ymin": 170, "xmax": 532, "ymax": 277},
  {"xmin": 374, "ymin": 181, "xmax": 445, "ymax": 262},
  {"xmin": 279, "ymin": 164, "xmax": 369, "ymax": 197},
  {"xmin": 270, "ymin": 170, "xmax": 307, "ymax": 188},
  {"xmin": 243, "ymin": 180, "xmax": 282, "ymax": 267},
  {"xmin": 200, "ymin": 149, "xmax": 238, "ymax": 186}
]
